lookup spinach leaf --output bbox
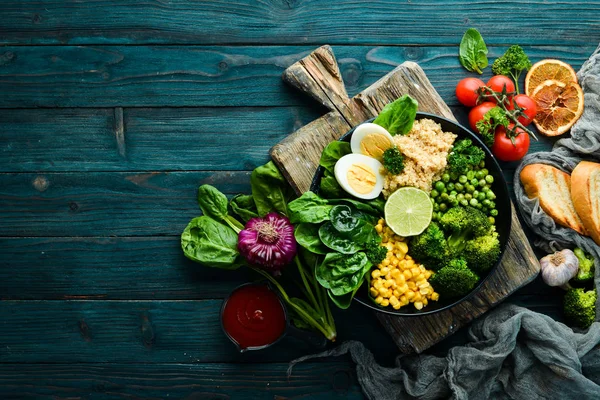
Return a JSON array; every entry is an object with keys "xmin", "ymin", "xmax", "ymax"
[
  {"xmin": 459, "ymin": 28, "xmax": 488, "ymax": 74},
  {"xmin": 197, "ymin": 184, "xmax": 229, "ymax": 221},
  {"xmin": 373, "ymin": 95, "xmax": 418, "ymax": 136},
  {"xmin": 230, "ymin": 194, "xmax": 258, "ymax": 223},
  {"xmin": 319, "ymin": 141, "xmax": 351, "ymax": 174},
  {"xmin": 327, "ymin": 197, "xmax": 384, "ymax": 217},
  {"xmin": 181, "ymin": 216, "xmax": 242, "ymax": 269},
  {"xmin": 250, "ymin": 161, "xmax": 294, "ymax": 217},
  {"xmin": 318, "ymin": 222, "xmax": 363, "ymax": 254},
  {"xmin": 295, "ymin": 223, "xmax": 328, "ymax": 255},
  {"xmin": 316, "ymin": 252, "xmax": 370, "ymax": 296},
  {"xmin": 330, "ymin": 205, "xmax": 361, "ymax": 233},
  {"xmin": 319, "ymin": 172, "xmax": 344, "ymax": 199},
  {"xmin": 288, "ymin": 191, "xmax": 333, "ymax": 224},
  {"xmin": 328, "ymin": 283, "xmax": 363, "ymax": 310}
]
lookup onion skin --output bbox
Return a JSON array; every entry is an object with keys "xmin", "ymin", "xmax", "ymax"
[{"xmin": 238, "ymin": 213, "xmax": 297, "ymax": 275}]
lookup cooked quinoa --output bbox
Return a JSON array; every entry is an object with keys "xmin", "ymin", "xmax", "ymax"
[{"xmin": 383, "ymin": 118, "xmax": 456, "ymax": 196}]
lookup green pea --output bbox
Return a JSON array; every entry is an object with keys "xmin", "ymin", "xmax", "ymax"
[
  {"xmin": 447, "ymin": 182, "xmax": 455, "ymax": 192},
  {"xmin": 459, "ymin": 175, "xmax": 468, "ymax": 184},
  {"xmin": 431, "ymin": 213, "xmax": 438, "ymax": 221},
  {"xmin": 465, "ymin": 193, "xmax": 472, "ymax": 201},
  {"xmin": 433, "ymin": 203, "xmax": 440, "ymax": 212},
  {"xmin": 438, "ymin": 211, "xmax": 444, "ymax": 220},
  {"xmin": 479, "ymin": 161, "xmax": 486, "ymax": 168},
  {"xmin": 448, "ymin": 194, "xmax": 457, "ymax": 202},
  {"xmin": 481, "ymin": 168, "xmax": 489, "ymax": 175},
  {"xmin": 474, "ymin": 202, "xmax": 482, "ymax": 209},
  {"xmin": 489, "ymin": 201, "xmax": 496, "ymax": 209},
  {"xmin": 466, "ymin": 184, "xmax": 475, "ymax": 193},
  {"xmin": 470, "ymin": 178, "xmax": 479, "ymax": 187},
  {"xmin": 488, "ymin": 216, "xmax": 495, "ymax": 224},
  {"xmin": 450, "ymin": 190, "xmax": 458, "ymax": 197},
  {"xmin": 485, "ymin": 175, "xmax": 494, "ymax": 184},
  {"xmin": 467, "ymin": 171, "xmax": 475, "ymax": 180},
  {"xmin": 441, "ymin": 192, "xmax": 449, "ymax": 201},
  {"xmin": 476, "ymin": 170, "xmax": 485, "ymax": 179},
  {"xmin": 435, "ymin": 181, "xmax": 445, "ymax": 192},
  {"xmin": 457, "ymin": 193, "xmax": 465, "ymax": 201},
  {"xmin": 482, "ymin": 206, "xmax": 489, "ymax": 213},
  {"xmin": 479, "ymin": 179, "xmax": 487, "ymax": 187},
  {"xmin": 439, "ymin": 203, "xmax": 448, "ymax": 212},
  {"xmin": 469, "ymin": 198, "xmax": 479, "ymax": 207},
  {"xmin": 430, "ymin": 189, "xmax": 439, "ymax": 198},
  {"xmin": 482, "ymin": 186, "xmax": 490, "ymax": 193},
  {"xmin": 478, "ymin": 192, "xmax": 486, "ymax": 201},
  {"xmin": 442, "ymin": 173, "xmax": 450, "ymax": 183},
  {"xmin": 486, "ymin": 191, "xmax": 496, "ymax": 200},
  {"xmin": 451, "ymin": 199, "xmax": 459, "ymax": 207},
  {"xmin": 490, "ymin": 209, "xmax": 498, "ymax": 217},
  {"xmin": 454, "ymin": 183, "xmax": 464, "ymax": 192},
  {"xmin": 460, "ymin": 199, "xmax": 469, "ymax": 207},
  {"xmin": 472, "ymin": 190, "xmax": 479, "ymax": 198},
  {"xmin": 482, "ymin": 199, "xmax": 491, "ymax": 207}
]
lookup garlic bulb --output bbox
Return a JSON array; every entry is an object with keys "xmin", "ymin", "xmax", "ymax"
[{"xmin": 540, "ymin": 249, "xmax": 579, "ymax": 288}]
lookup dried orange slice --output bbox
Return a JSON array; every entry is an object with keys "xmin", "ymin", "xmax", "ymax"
[
  {"xmin": 531, "ymin": 79, "xmax": 584, "ymax": 136},
  {"xmin": 525, "ymin": 59, "xmax": 577, "ymax": 96}
]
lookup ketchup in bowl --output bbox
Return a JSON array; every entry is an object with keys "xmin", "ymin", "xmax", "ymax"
[{"xmin": 221, "ymin": 283, "xmax": 287, "ymax": 351}]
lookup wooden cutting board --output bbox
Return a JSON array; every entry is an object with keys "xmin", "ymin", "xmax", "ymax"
[{"xmin": 270, "ymin": 45, "xmax": 540, "ymax": 354}]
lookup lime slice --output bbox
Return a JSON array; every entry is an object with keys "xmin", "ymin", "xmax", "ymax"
[{"xmin": 384, "ymin": 187, "xmax": 433, "ymax": 237}]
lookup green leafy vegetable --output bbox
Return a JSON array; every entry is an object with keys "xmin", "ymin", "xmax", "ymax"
[
  {"xmin": 320, "ymin": 141, "xmax": 351, "ymax": 173},
  {"xmin": 491, "ymin": 45, "xmax": 532, "ymax": 94},
  {"xmin": 447, "ymin": 138, "xmax": 486, "ymax": 175},
  {"xmin": 572, "ymin": 248, "xmax": 595, "ymax": 283},
  {"xmin": 459, "ymin": 28, "xmax": 488, "ymax": 74},
  {"xmin": 429, "ymin": 258, "xmax": 479, "ymax": 298},
  {"xmin": 330, "ymin": 205, "xmax": 362, "ymax": 233},
  {"xmin": 316, "ymin": 252, "xmax": 371, "ymax": 296},
  {"xmin": 181, "ymin": 216, "xmax": 243, "ymax": 269},
  {"xmin": 295, "ymin": 223, "xmax": 328, "ymax": 255},
  {"xmin": 365, "ymin": 240, "xmax": 387, "ymax": 266},
  {"xmin": 320, "ymin": 172, "xmax": 344, "ymax": 198},
  {"xmin": 319, "ymin": 222, "xmax": 364, "ymax": 254},
  {"xmin": 197, "ymin": 184, "xmax": 244, "ymax": 232},
  {"xmin": 327, "ymin": 197, "xmax": 384, "ymax": 217},
  {"xmin": 288, "ymin": 191, "xmax": 333, "ymax": 224},
  {"xmin": 250, "ymin": 161, "xmax": 294, "ymax": 217},
  {"xmin": 475, "ymin": 107, "xmax": 510, "ymax": 147},
  {"xmin": 229, "ymin": 194, "xmax": 258, "ymax": 223},
  {"xmin": 373, "ymin": 94, "xmax": 418, "ymax": 136},
  {"xmin": 564, "ymin": 288, "xmax": 597, "ymax": 329},
  {"xmin": 382, "ymin": 147, "xmax": 405, "ymax": 174}
]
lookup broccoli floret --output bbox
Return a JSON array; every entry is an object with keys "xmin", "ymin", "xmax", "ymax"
[
  {"xmin": 409, "ymin": 222, "xmax": 448, "ymax": 270},
  {"xmin": 564, "ymin": 288, "xmax": 597, "ymax": 329},
  {"xmin": 572, "ymin": 248, "xmax": 595, "ymax": 283},
  {"xmin": 447, "ymin": 139, "xmax": 486, "ymax": 175},
  {"xmin": 365, "ymin": 240, "xmax": 387, "ymax": 266},
  {"xmin": 430, "ymin": 258, "xmax": 480, "ymax": 298},
  {"xmin": 462, "ymin": 231, "xmax": 501, "ymax": 274},
  {"xmin": 491, "ymin": 45, "xmax": 532, "ymax": 94},
  {"xmin": 382, "ymin": 147, "xmax": 405, "ymax": 175},
  {"xmin": 439, "ymin": 206, "xmax": 491, "ymax": 254}
]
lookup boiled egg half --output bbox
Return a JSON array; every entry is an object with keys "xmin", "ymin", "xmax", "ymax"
[
  {"xmin": 334, "ymin": 154, "xmax": 385, "ymax": 199},
  {"xmin": 350, "ymin": 123, "xmax": 394, "ymax": 161}
]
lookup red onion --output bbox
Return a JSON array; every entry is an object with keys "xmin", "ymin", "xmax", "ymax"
[{"xmin": 238, "ymin": 213, "xmax": 297, "ymax": 275}]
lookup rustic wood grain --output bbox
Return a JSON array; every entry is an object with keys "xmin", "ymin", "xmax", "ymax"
[
  {"xmin": 0, "ymin": 362, "xmax": 363, "ymax": 399},
  {"xmin": 0, "ymin": 45, "xmax": 593, "ymax": 108},
  {"xmin": 0, "ymin": 300, "xmax": 395, "ymax": 363},
  {"xmin": 273, "ymin": 46, "xmax": 540, "ymax": 353},
  {"xmin": 0, "ymin": 1, "xmax": 599, "ymax": 46}
]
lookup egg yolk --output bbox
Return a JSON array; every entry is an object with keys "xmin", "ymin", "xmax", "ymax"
[
  {"xmin": 346, "ymin": 163, "xmax": 377, "ymax": 194},
  {"xmin": 360, "ymin": 134, "xmax": 392, "ymax": 160}
]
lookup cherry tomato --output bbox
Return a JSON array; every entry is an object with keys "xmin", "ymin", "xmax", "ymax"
[
  {"xmin": 492, "ymin": 125, "xmax": 530, "ymax": 161},
  {"xmin": 455, "ymin": 77, "xmax": 485, "ymax": 107},
  {"xmin": 507, "ymin": 94, "xmax": 537, "ymax": 126},
  {"xmin": 487, "ymin": 75, "xmax": 516, "ymax": 94},
  {"xmin": 468, "ymin": 102, "xmax": 496, "ymax": 133}
]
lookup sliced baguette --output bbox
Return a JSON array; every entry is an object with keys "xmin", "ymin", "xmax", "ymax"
[
  {"xmin": 571, "ymin": 161, "xmax": 600, "ymax": 245},
  {"xmin": 520, "ymin": 164, "xmax": 587, "ymax": 235}
]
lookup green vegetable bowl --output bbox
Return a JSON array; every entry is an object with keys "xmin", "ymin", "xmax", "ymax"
[{"xmin": 310, "ymin": 112, "xmax": 512, "ymax": 316}]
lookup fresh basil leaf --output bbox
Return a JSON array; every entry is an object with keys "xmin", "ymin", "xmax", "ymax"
[
  {"xmin": 319, "ymin": 172, "xmax": 344, "ymax": 199},
  {"xmin": 288, "ymin": 191, "xmax": 333, "ymax": 224},
  {"xmin": 250, "ymin": 161, "xmax": 294, "ymax": 217},
  {"xmin": 316, "ymin": 252, "xmax": 371, "ymax": 296},
  {"xmin": 459, "ymin": 28, "xmax": 488, "ymax": 74},
  {"xmin": 197, "ymin": 184, "xmax": 229, "ymax": 221},
  {"xmin": 373, "ymin": 95, "xmax": 418, "ymax": 136},
  {"xmin": 181, "ymin": 216, "xmax": 242, "ymax": 269},
  {"xmin": 318, "ymin": 222, "xmax": 362, "ymax": 254},
  {"xmin": 319, "ymin": 141, "xmax": 351, "ymax": 174},
  {"xmin": 229, "ymin": 194, "xmax": 258, "ymax": 223},
  {"xmin": 295, "ymin": 223, "xmax": 328, "ymax": 255}
]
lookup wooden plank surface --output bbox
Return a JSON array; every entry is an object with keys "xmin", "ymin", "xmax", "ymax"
[
  {"xmin": 0, "ymin": 45, "xmax": 593, "ymax": 108},
  {"xmin": 272, "ymin": 46, "xmax": 540, "ymax": 353},
  {"xmin": 0, "ymin": 1, "xmax": 599, "ymax": 46},
  {"xmin": 0, "ymin": 362, "xmax": 362, "ymax": 399}
]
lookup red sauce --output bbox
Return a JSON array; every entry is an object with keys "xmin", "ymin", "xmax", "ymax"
[{"xmin": 221, "ymin": 284, "xmax": 286, "ymax": 350}]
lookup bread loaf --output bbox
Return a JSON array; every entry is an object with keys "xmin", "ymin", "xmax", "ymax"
[
  {"xmin": 571, "ymin": 161, "xmax": 600, "ymax": 245},
  {"xmin": 520, "ymin": 164, "xmax": 587, "ymax": 235}
]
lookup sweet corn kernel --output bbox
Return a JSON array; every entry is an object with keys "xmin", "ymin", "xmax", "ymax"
[
  {"xmin": 413, "ymin": 292, "xmax": 422, "ymax": 302},
  {"xmin": 414, "ymin": 273, "xmax": 424, "ymax": 282},
  {"xmin": 389, "ymin": 296, "xmax": 399, "ymax": 305},
  {"xmin": 380, "ymin": 267, "xmax": 390, "ymax": 274},
  {"xmin": 407, "ymin": 281, "xmax": 416, "ymax": 290},
  {"xmin": 393, "ymin": 303, "xmax": 401, "ymax": 310},
  {"xmin": 411, "ymin": 267, "xmax": 421, "ymax": 276},
  {"xmin": 414, "ymin": 301, "xmax": 424, "ymax": 310},
  {"xmin": 396, "ymin": 274, "xmax": 405, "ymax": 285},
  {"xmin": 405, "ymin": 255, "xmax": 412, "ymax": 260},
  {"xmin": 391, "ymin": 258, "xmax": 399, "ymax": 266},
  {"xmin": 378, "ymin": 287, "xmax": 388, "ymax": 296},
  {"xmin": 381, "ymin": 299, "xmax": 390, "ymax": 307},
  {"xmin": 403, "ymin": 270, "xmax": 412, "ymax": 279},
  {"xmin": 422, "ymin": 298, "xmax": 428, "ymax": 306},
  {"xmin": 420, "ymin": 287, "xmax": 429, "ymax": 295},
  {"xmin": 431, "ymin": 292, "xmax": 440, "ymax": 301},
  {"xmin": 391, "ymin": 269, "xmax": 401, "ymax": 278},
  {"xmin": 378, "ymin": 219, "xmax": 385, "ymax": 225},
  {"xmin": 371, "ymin": 269, "xmax": 381, "ymax": 279},
  {"xmin": 375, "ymin": 224, "xmax": 383, "ymax": 233},
  {"xmin": 384, "ymin": 279, "xmax": 394, "ymax": 288},
  {"xmin": 373, "ymin": 279, "xmax": 383, "ymax": 290},
  {"xmin": 397, "ymin": 242, "xmax": 408, "ymax": 253},
  {"xmin": 406, "ymin": 291, "xmax": 415, "ymax": 299},
  {"xmin": 381, "ymin": 259, "xmax": 390, "ymax": 267},
  {"xmin": 425, "ymin": 271, "xmax": 432, "ymax": 279},
  {"xmin": 375, "ymin": 296, "xmax": 383, "ymax": 304},
  {"xmin": 393, "ymin": 289, "xmax": 401, "ymax": 298},
  {"xmin": 370, "ymin": 287, "xmax": 379, "ymax": 297},
  {"xmin": 400, "ymin": 295, "xmax": 407, "ymax": 302}
]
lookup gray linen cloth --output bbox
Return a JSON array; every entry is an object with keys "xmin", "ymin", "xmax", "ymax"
[{"xmin": 289, "ymin": 45, "xmax": 600, "ymax": 399}]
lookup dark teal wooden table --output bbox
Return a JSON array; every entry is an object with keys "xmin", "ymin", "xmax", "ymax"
[{"xmin": 1, "ymin": 1, "xmax": 598, "ymax": 398}]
